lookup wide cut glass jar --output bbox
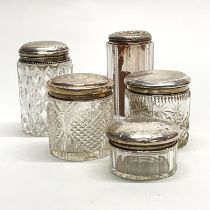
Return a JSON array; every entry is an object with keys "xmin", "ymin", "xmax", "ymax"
[
  {"xmin": 106, "ymin": 117, "xmax": 179, "ymax": 181},
  {"xmin": 107, "ymin": 30, "xmax": 154, "ymax": 117},
  {"xmin": 125, "ymin": 70, "xmax": 191, "ymax": 148},
  {"xmin": 17, "ymin": 41, "xmax": 73, "ymax": 136},
  {"xmin": 47, "ymin": 73, "xmax": 114, "ymax": 161}
]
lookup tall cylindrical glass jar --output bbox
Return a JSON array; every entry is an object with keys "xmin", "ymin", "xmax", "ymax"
[
  {"xmin": 125, "ymin": 70, "xmax": 191, "ymax": 148},
  {"xmin": 107, "ymin": 30, "xmax": 154, "ymax": 116},
  {"xmin": 47, "ymin": 73, "xmax": 114, "ymax": 161},
  {"xmin": 17, "ymin": 41, "xmax": 73, "ymax": 136}
]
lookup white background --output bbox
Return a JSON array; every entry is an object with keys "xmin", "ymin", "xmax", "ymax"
[{"xmin": 0, "ymin": 0, "xmax": 209, "ymax": 209}]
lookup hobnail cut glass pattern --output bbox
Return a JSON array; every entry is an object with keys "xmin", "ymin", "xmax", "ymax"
[
  {"xmin": 107, "ymin": 42, "xmax": 154, "ymax": 116},
  {"xmin": 47, "ymin": 95, "xmax": 114, "ymax": 161},
  {"xmin": 110, "ymin": 144, "xmax": 177, "ymax": 181},
  {"xmin": 126, "ymin": 90, "xmax": 191, "ymax": 148},
  {"xmin": 17, "ymin": 61, "xmax": 72, "ymax": 136}
]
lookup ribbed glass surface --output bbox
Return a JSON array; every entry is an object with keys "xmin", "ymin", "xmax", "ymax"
[
  {"xmin": 110, "ymin": 144, "xmax": 177, "ymax": 181},
  {"xmin": 107, "ymin": 42, "xmax": 154, "ymax": 116}
]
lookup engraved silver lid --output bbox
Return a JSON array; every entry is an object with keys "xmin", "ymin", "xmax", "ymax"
[
  {"xmin": 48, "ymin": 73, "xmax": 113, "ymax": 100},
  {"xmin": 108, "ymin": 30, "xmax": 152, "ymax": 43},
  {"xmin": 19, "ymin": 41, "xmax": 70, "ymax": 63},
  {"xmin": 125, "ymin": 70, "xmax": 191, "ymax": 94},
  {"xmin": 107, "ymin": 117, "xmax": 179, "ymax": 151}
]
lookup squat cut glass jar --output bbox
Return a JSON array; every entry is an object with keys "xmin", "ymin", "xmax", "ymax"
[
  {"xmin": 106, "ymin": 117, "xmax": 179, "ymax": 181},
  {"xmin": 125, "ymin": 70, "xmax": 191, "ymax": 148},
  {"xmin": 107, "ymin": 30, "xmax": 154, "ymax": 116},
  {"xmin": 17, "ymin": 41, "xmax": 73, "ymax": 136},
  {"xmin": 47, "ymin": 73, "xmax": 114, "ymax": 161}
]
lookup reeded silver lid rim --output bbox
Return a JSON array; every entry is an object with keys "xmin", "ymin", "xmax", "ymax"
[
  {"xmin": 108, "ymin": 30, "xmax": 152, "ymax": 43},
  {"xmin": 106, "ymin": 117, "xmax": 180, "ymax": 151},
  {"xmin": 19, "ymin": 41, "xmax": 70, "ymax": 63}
]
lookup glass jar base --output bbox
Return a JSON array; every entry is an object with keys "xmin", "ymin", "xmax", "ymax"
[
  {"xmin": 22, "ymin": 128, "xmax": 48, "ymax": 137},
  {"xmin": 111, "ymin": 168, "xmax": 177, "ymax": 181},
  {"xmin": 50, "ymin": 149, "xmax": 110, "ymax": 161}
]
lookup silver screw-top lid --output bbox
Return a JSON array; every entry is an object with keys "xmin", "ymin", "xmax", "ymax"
[
  {"xmin": 48, "ymin": 73, "xmax": 113, "ymax": 100},
  {"xmin": 19, "ymin": 41, "xmax": 70, "ymax": 63},
  {"xmin": 108, "ymin": 30, "xmax": 152, "ymax": 43},
  {"xmin": 125, "ymin": 70, "xmax": 191, "ymax": 94},
  {"xmin": 107, "ymin": 117, "xmax": 179, "ymax": 151}
]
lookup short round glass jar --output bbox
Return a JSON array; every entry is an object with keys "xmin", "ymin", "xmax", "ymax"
[
  {"xmin": 106, "ymin": 117, "xmax": 179, "ymax": 181},
  {"xmin": 17, "ymin": 41, "xmax": 73, "ymax": 136},
  {"xmin": 47, "ymin": 73, "xmax": 114, "ymax": 161},
  {"xmin": 125, "ymin": 70, "xmax": 191, "ymax": 148}
]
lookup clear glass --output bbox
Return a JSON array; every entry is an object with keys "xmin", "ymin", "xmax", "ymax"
[
  {"xmin": 110, "ymin": 144, "xmax": 177, "ymax": 181},
  {"xmin": 47, "ymin": 95, "xmax": 114, "ymax": 161},
  {"xmin": 17, "ymin": 61, "xmax": 73, "ymax": 136},
  {"xmin": 125, "ymin": 89, "xmax": 191, "ymax": 148},
  {"xmin": 107, "ymin": 42, "xmax": 154, "ymax": 117}
]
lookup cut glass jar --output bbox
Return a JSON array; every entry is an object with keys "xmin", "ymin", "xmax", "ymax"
[
  {"xmin": 106, "ymin": 117, "xmax": 179, "ymax": 181},
  {"xmin": 47, "ymin": 73, "xmax": 114, "ymax": 161},
  {"xmin": 17, "ymin": 41, "xmax": 73, "ymax": 136},
  {"xmin": 125, "ymin": 70, "xmax": 191, "ymax": 148}
]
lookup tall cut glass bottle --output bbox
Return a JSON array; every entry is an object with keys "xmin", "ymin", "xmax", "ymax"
[{"xmin": 17, "ymin": 41, "xmax": 73, "ymax": 136}]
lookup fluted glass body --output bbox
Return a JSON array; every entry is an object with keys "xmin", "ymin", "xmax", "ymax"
[
  {"xmin": 47, "ymin": 95, "xmax": 114, "ymax": 161},
  {"xmin": 110, "ymin": 144, "xmax": 177, "ymax": 181},
  {"xmin": 126, "ymin": 89, "xmax": 190, "ymax": 148},
  {"xmin": 107, "ymin": 42, "xmax": 154, "ymax": 116},
  {"xmin": 17, "ymin": 61, "xmax": 72, "ymax": 136}
]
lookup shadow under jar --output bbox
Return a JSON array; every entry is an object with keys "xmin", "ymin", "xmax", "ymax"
[
  {"xmin": 17, "ymin": 41, "xmax": 73, "ymax": 136},
  {"xmin": 125, "ymin": 70, "xmax": 191, "ymax": 148},
  {"xmin": 106, "ymin": 117, "xmax": 180, "ymax": 181},
  {"xmin": 47, "ymin": 73, "xmax": 114, "ymax": 161},
  {"xmin": 107, "ymin": 30, "xmax": 154, "ymax": 117}
]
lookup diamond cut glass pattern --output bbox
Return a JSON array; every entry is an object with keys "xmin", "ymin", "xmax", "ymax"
[
  {"xmin": 17, "ymin": 61, "xmax": 72, "ymax": 136},
  {"xmin": 47, "ymin": 95, "xmax": 114, "ymax": 161}
]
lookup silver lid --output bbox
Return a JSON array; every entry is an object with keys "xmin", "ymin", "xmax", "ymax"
[
  {"xmin": 108, "ymin": 30, "xmax": 152, "ymax": 43},
  {"xmin": 125, "ymin": 70, "xmax": 191, "ymax": 94},
  {"xmin": 19, "ymin": 41, "xmax": 70, "ymax": 63},
  {"xmin": 48, "ymin": 73, "xmax": 113, "ymax": 100},
  {"xmin": 107, "ymin": 117, "xmax": 179, "ymax": 151}
]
